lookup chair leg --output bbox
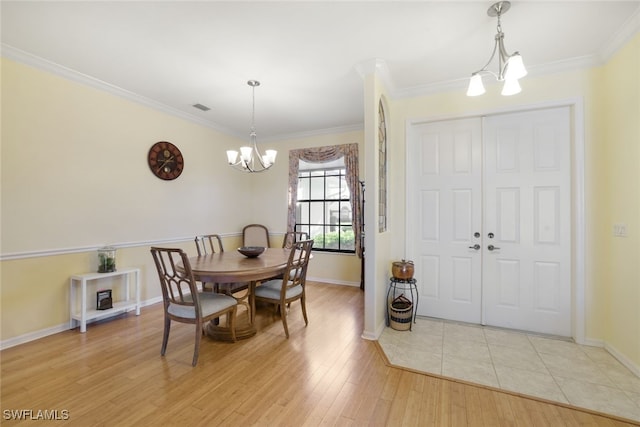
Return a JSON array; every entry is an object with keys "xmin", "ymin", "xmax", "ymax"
[
  {"xmin": 229, "ymin": 307, "xmax": 237, "ymax": 342},
  {"xmin": 280, "ymin": 303, "xmax": 290, "ymax": 339},
  {"xmin": 161, "ymin": 316, "xmax": 171, "ymax": 356},
  {"xmin": 192, "ymin": 321, "xmax": 202, "ymax": 366},
  {"xmin": 301, "ymin": 295, "xmax": 309, "ymax": 326}
]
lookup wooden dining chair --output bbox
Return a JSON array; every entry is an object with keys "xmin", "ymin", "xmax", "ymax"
[
  {"xmin": 282, "ymin": 231, "xmax": 310, "ymax": 249},
  {"xmin": 253, "ymin": 239, "xmax": 313, "ymax": 338},
  {"xmin": 265, "ymin": 231, "xmax": 311, "ymax": 282},
  {"xmin": 194, "ymin": 234, "xmax": 224, "ymax": 256},
  {"xmin": 195, "ymin": 234, "xmax": 250, "ymax": 303},
  {"xmin": 194, "ymin": 234, "xmax": 224, "ymax": 292},
  {"xmin": 150, "ymin": 247, "xmax": 237, "ymax": 366},
  {"xmin": 242, "ymin": 224, "xmax": 270, "ymax": 248}
]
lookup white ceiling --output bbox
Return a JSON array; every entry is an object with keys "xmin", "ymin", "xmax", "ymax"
[{"xmin": 2, "ymin": 1, "xmax": 639, "ymax": 141}]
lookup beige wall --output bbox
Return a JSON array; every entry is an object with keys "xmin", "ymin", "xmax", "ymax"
[
  {"xmin": 360, "ymin": 71, "xmax": 396, "ymax": 337},
  {"xmin": 0, "ymin": 57, "xmax": 362, "ymax": 345},
  {"xmin": 0, "ymin": 57, "xmax": 256, "ymax": 342},
  {"xmin": 1, "ymin": 59, "xmax": 254, "ymax": 254},
  {"xmin": 599, "ymin": 33, "xmax": 640, "ymax": 366}
]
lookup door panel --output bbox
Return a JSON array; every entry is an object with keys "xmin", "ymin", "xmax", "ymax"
[
  {"xmin": 408, "ymin": 118, "xmax": 482, "ymax": 323},
  {"xmin": 495, "ymin": 259, "xmax": 520, "ymax": 307},
  {"xmin": 483, "ymin": 107, "xmax": 571, "ymax": 336}
]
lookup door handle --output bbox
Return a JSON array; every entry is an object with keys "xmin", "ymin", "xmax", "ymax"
[
  {"xmin": 468, "ymin": 244, "xmax": 481, "ymax": 250},
  {"xmin": 487, "ymin": 244, "xmax": 501, "ymax": 251}
]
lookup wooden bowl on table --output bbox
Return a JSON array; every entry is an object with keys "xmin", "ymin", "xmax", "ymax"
[{"xmin": 237, "ymin": 246, "xmax": 265, "ymax": 258}]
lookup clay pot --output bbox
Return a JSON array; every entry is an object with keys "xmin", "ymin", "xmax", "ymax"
[{"xmin": 392, "ymin": 259, "xmax": 414, "ymax": 280}]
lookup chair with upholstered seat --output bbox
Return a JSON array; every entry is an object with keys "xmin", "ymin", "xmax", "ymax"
[
  {"xmin": 150, "ymin": 247, "xmax": 237, "ymax": 366},
  {"xmin": 253, "ymin": 239, "xmax": 313, "ymax": 338},
  {"xmin": 282, "ymin": 231, "xmax": 310, "ymax": 249},
  {"xmin": 242, "ymin": 224, "xmax": 270, "ymax": 248}
]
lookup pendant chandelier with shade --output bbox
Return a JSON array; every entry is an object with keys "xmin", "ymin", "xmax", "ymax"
[
  {"xmin": 467, "ymin": 1, "xmax": 527, "ymax": 97},
  {"xmin": 227, "ymin": 80, "xmax": 277, "ymax": 173}
]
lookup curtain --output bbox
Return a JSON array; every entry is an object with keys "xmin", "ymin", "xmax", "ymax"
[{"xmin": 287, "ymin": 143, "xmax": 362, "ymax": 258}]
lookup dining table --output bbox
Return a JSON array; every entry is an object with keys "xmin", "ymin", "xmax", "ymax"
[{"xmin": 185, "ymin": 247, "xmax": 292, "ymax": 341}]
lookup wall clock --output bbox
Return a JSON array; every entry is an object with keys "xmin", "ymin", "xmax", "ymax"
[{"xmin": 148, "ymin": 141, "xmax": 184, "ymax": 180}]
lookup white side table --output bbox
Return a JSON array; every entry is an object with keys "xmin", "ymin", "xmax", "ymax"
[{"xmin": 70, "ymin": 267, "xmax": 141, "ymax": 333}]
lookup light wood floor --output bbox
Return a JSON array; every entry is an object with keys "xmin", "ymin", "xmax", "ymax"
[{"xmin": 1, "ymin": 282, "xmax": 637, "ymax": 426}]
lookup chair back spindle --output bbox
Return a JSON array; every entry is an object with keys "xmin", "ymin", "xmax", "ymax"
[
  {"xmin": 152, "ymin": 247, "xmax": 199, "ymax": 312},
  {"xmin": 194, "ymin": 234, "xmax": 224, "ymax": 256},
  {"xmin": 282, "ymin": 231, "xmax": 310, "ymax": 249}
]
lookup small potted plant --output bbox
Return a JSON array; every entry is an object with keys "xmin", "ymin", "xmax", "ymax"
[{"xmin": 98, "ymin": 246, "xmax": 116, "ymax": 273}]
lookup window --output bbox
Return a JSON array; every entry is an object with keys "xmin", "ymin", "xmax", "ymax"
[
  {"xmin": 287, "ymin": 143, "xmax": 362, "ymax": 258},
  {"xmin": 296, "ymin": 167, "xmax": 355, "ymax": 253},
  {"xmin": 378, "ymin": 98, "xmax": 388, "ymax": 232}
]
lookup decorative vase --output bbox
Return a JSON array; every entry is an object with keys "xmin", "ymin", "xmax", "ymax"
[
  {"xmin": 98, "ymin": 246, "xmax": 117, "ymax": 273},
  {"xmin": 392, "ymin": 259, "xmax": 414, "ymax": 280}
]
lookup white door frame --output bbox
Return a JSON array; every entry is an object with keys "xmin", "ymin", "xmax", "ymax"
[{"xmin": 405, "ymin": 98, "xmax": 586, "ymax": 344}]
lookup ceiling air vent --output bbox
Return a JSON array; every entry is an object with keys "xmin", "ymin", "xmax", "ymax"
[{"xmin": 192, "ymin": 103, "xmax": 210, "ymax": 111}]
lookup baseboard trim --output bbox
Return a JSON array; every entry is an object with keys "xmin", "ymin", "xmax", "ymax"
[
  {"xmin": 0, "ymin": 296, "xmax": 163, "ymax": 350},
  {"xmin": 307, "ymin": 276, "xmax": 360, "ymax": 287},
  {"xmin": 582, "ymin": 337, "xmax": 640, "ymax": 377},
  {"xmin": 362, "ymin": 320, "xmax": 387, "ymax": 341},
  {"xmin": 1, "ymin": 281, "xmax": 357, "ymax": 350},
  {"xmin": 0, "ymin": 323, "xmax": 70, "ymax": 351},
  {"xmin": 604, "ymin": 341, "xmax": 640, "ymax": 378}
]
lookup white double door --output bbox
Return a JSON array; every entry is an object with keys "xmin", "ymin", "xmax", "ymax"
[{"xmin": 407, "ymin": 107, "xmax": 571, "ymax": 336}]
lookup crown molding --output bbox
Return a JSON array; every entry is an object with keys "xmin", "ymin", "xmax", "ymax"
[
  {"xmin": 262, "ymin": 123, "xmax": 364, "ymax": 143},
  {"xmin": 392, "ymin": 6, "xmax": 639, "ymax": 100},
  {"xmin": 3, "ymin": 43, "xmax": 363, "ymax": 142},
  {"xmin": 598, "ymin": 5, "xmax": 640, "ymax": 62},
  {"xmin": 0, "ymin": 43, "xmax": 243, "ymax": 138},
  {"xmin": 394, "ymin": 53, "xmax": 605, "ymax": 99},
  {"xmin": 354, "ymin": 58, "xmax": 396, "ymax": 94},
  {"xmin": 3, "ymin": 4, "xmax": 638, "ymax": 136}
]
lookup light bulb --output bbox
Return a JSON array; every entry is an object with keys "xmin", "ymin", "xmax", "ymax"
[
  {"xmin": 501, "ymin": 78, "xmax": 521, "ymax": 96},
  {"xmin": 505, "ymin": 53, "xmax": 527, "ymax": 80},
  {"xmin": 226, "ymin": 150, "xmax": 238, "ymax": 164},
  {"xmin": 467, "ymin": 74, "xmax": 486, "ymax": 96},
  {"xmin": 240, "ymin": 146, "xmax": 253, "ymax": 163}
]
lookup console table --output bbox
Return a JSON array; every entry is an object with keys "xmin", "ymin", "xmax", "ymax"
[{"xmin": 70, "ymin": 267, "xmax": 140, "ymax": 333}]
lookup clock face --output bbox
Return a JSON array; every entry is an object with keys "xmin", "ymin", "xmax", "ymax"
[{"xmin": 148, "ymin": 141, "xmax": 184, "ymax": 180}]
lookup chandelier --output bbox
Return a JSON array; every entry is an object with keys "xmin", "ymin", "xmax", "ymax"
[
  {"xmin": 466, "ymin": 1, "xmax": 527, "ymax": 96},
  {"xmin": 226, "ymin": 80, "xmax": 277, "ymax": 172}
]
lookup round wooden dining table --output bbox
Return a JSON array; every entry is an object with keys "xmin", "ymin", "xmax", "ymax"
[{"xmin": 186, "ymin": 248, "xmax": 291, "ymax": 341}]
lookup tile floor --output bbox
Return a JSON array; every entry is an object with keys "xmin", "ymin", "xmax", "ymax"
[{"xmin": 378, "ymin": 317, "xmax": 640, "ymax": 422}]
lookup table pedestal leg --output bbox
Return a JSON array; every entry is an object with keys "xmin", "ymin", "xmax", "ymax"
[
  {"xmin": 205, "ymin": 319, "xmax": 256, "ymax": 341},
  {"xmin": 205, "ymin": 282, "xmax": 256, "ymax": 341}
]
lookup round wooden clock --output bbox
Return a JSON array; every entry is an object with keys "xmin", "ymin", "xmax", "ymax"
[{"xmin": 148, "ymin": 141, "xmax": 184, "ymax": 180}]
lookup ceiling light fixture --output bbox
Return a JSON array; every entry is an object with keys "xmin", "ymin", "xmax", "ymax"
[
  {"xmin": 467, "ymin": 1, "xmax": 527, "ymax": 97},
  {"xmin": 226, "ymin": 80, "xmax": 277, "ymax": 173}
]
